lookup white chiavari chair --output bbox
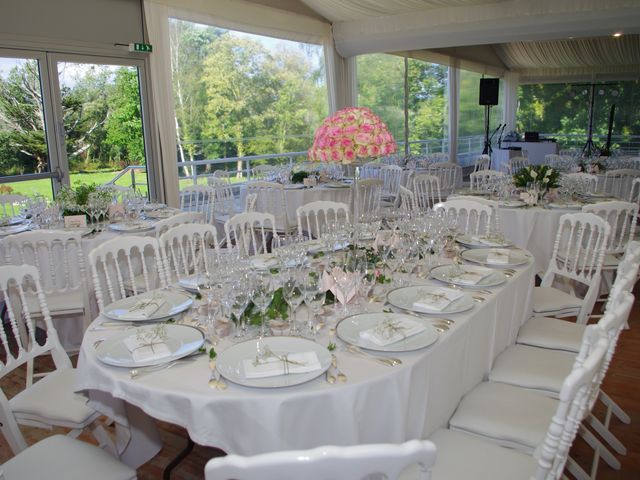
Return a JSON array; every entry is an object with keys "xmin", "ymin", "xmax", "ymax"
[
  {"xmin": 439, "ymin": 325, "xmax": 608, "ymax": 480},
  {"xmin": 352, "ymin": 178, "xmax": 382, "ymax": 222},
  {"xmin": 532, "ymin": 213, "xmax": 610, "ymax": 325},
  {"xmin": 562, "ymin": 172, "xmax": 598, "ymax": 195},
  {"xmin": 507, "ymin": 156, "xmax": 530, "ymax": 175},
  {"xmin": 88, "ymin": 236, "xmax": 167, "ymax": 313},
  {"xmin": 602, "ymin": 169, "xmax": 640, "ymax": 199},
  {"xmin": 359, "ymin": 161, "xmax": 383, "ymax": 180},
  {"xmin": 224, "ymin": 212, "xmax": 276, "ymax": 257},
  {"xmin": 204, "ymin": 439, "xmax": 436, "ymax": 480},
  {"xmin": 179, "ymin": 185, "xmax": 216, "ymax": 224},
  {"xmin": 398, "ymin": 185, "xmax": 416, "ymax": 214},
  {"xmin": 296, "ymin": 201, "xmax": 349, "ymax": 239},
  {"xmin": 0, "ymin": 265, "xmax": 113, "ymax": 456},
  {"xmin": 427, "ymin": 162, "xmax": 461, "ymax": 198},
  {"xmin": 154, "ymin": 211, "xmax": 204, "ymax": 238},
  {"xmin": 0, "ymin": 434, "xmax": 136, "ymax": 480},
  {"xmin": 159, "ymin": 223, "xmax": 221, "ymax": 284},
  {"xmin": 473, "ymin": 154, "xmax": 490, "ymax": 172},
  {"xmin": 379, "ymin": 164, "xmax": 403, "ymax": 205},
  {"xmin": 244, "ymin": 192, "xmax": 258, "ymax": 212},
  {"xmin": 433, "ymin": 199, "xmax": 493, "ymax": 236},
  {"xmin": 469, "ymin": 170, "xmax": 505, "ymax": 192},
  {"xmin": 412, "ymin": 173, "xmax": 441, "ymax": 210},
  {"xmin": 447, "ymin": 195, "xmax": 501, "ymax": 234},
  {"xmin": 629, "ymin": 177, "xmax": 640, "ymax": 207},
  {"xmin": 207, "ymin": 176, "xmax": 240, "ymax": 220},
  {"xmin": 246, "ymin": 181, "xmax": 294, "ymax": 236}
]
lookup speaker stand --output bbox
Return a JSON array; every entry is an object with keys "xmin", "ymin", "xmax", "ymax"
[{"xmin": 482, "ymin": 105, "xmax": 493, "ymax": 164}]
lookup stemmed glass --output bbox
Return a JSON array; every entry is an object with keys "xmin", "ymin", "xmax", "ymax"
[
  {"xmin": 253, "ymin": 273, "xmax": 275, "ymax": 337},
  {"xmin": 302, "ymin": 270, "xmax": 326, "ymax": 337},
  {"xmin": 231, "ymin": 281, "xmax": 251, "ymax": 339},
  {"xmin": 282, "ymin": 273, "xmax": 304, "ymax": 336}
]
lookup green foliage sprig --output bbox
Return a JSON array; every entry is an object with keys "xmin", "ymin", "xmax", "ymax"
[
  {"xmin": 236, "ymin": 287, "xmax": 289, "ymax": 327},
  {"xmin": 512, "ymin": 165, "xmax": 560, "ymax": 190},
  {"xmin": 290, "ymin": 170, "xmax": 310, "ymax": 184}
]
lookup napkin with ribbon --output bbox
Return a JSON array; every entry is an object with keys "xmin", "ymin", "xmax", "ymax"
[
  {"xmin": 322, "ymin": 267, "xmax": 358, "ymax": 305},
  {"xmin": 123, "ymin": 333, "xmax": 171, "ymax": 363},
  {"xmin": 243, "ymin": 351, "xmax": 321, "ymax": 378},
  {"xmin": 359, "ymin": 316, "xmax": 426, "ymax": 346},
  {"xmin": 373, "ymin": 231, "xmax": 402, "ymax": 250},
  {"xmin": 486, "ymin": 248, "xmax": 511, "ymax": 265},
  {"xmin": 470, "ymin": 235, "xmax": 503, "ymax": 247},
  {"xmin": 118, "ymin": 295, "xmax": 166, "ymax": 320},
  {"xmin": 448, "ymin": 268, "xmax": 493, "ymax": 285},
  {"xmin": 412, "ymin": 287, "xmax": 464, "ymax": 312}
]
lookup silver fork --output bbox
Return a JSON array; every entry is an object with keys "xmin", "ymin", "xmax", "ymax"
[{"xmin": 345, "ymin": 345, "xmax": 401, "ymax": 367}]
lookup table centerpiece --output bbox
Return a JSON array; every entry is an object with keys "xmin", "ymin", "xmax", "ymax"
[{"xmin": 513, "ymin": 165, "xmax": 560, "ymax": 205}]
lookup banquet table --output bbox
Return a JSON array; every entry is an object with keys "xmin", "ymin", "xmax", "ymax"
[{"xmin": 74, "ymin": 252, "xmax": 534, "ymax": 468}]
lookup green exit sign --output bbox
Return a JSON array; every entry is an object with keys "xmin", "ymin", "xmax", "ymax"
[{"xmin": 129, "ymin": 43, "xmax": 153, "ymax": 53}]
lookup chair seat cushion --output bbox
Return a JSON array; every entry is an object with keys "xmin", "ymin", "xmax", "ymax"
[
  {"xmin": 415, "ymin": 429, "xmax": 535, "ymax": 480},
  {"xmin": 517, "ymin": 316, "xmax": 585, "ymax": 352},
  {"xmin": 25, "ymin": 290, "xmax": 84, "ymax": 316},
  {"xmin": 1, "ymin": 435, "xmax": 136, "ymax": 480},
  {"xmin": 10, "ymin": 368, "xmax": 97, "ymax": 428},
  {"xmin": 602, "ymin": 253, "xmax": 622, "ymax": 268},
  {"xmin": 489, "ymin": 344, "xmax": 575, "ymax": 395},
  {"xmin": 449, "ymin": 381, "xmax": 557, "ymax": 450},
  {"xmin": 532, "ymin": 286, "xmax": 582, "ymax": 314}
]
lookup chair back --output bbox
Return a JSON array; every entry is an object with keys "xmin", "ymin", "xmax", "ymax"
[
  {"xmin": 154, "ymin": 211, "xmax": 204, "ymax": 238},
  {"xmin": 582, "ymin": 201, "xmax": 637, "ymax": 255},
  {"xmin": 225, "ymin": 211, "xmax": 276, "ymax": 256},
  {"xmin": 0, "ymin": 194, "xmax": 27, "ymax": 219},
  {"xmin": 179, "ymin": 185, "xmax": 216, "ymax": 224},
  {"xmin": 507, "ymin": 156, "xmax": 529, "ymax": 175},
  {"xmin": 359, "ymin": 162, "xmax": 383, "ymax": 180},
  {"xmin": 353, "ymin": 178, "xmax": 382, "ymax": 221},
  {"xmin": 546, "ymin": 154, "xmax": 577, "ymax": 173},
  {"xmin": 473, "ymin": 154, "xmax": 490, "ymax": 172},
  {"xmin": 562, "ymin": 173, "xmax": 598, "ymax": 195},
  {"xmin": 246, "ymin": 181, "xmax": 291, "ymax": 233},
  {"xmin": 204, "ymin": 439, "xmax": 437, "ymax": 480},
  {"xmin": 469, "ymin": 170, "xmax": 505, "ymax": 192},
  {"xmin": 629, "ymin": 177, "xmax": 640, "ymax": 206},
  {"xmin": 244, "ymin": 193, "xmax": 258, "ymax": 212},
  {"xmin": 208, "ymin": 177, "xmax": 238, "ymax": 215},
  {"xmin": 448, "ymin": 195, "xmax": 501, "ymax": 233},
  {"xmin": 427, "ymin": 162, "xmax": 461, "ymax": 197},
  {"xmin": 412, "ymin": 174, "xmax": 441, "ymax": 209},
  {"xmin": 398, "ymin": 186, "xmax": 416, "ymax": 213},
  {"xmin": 3, "ymin": 230, "xmax": 87, "ymax": 305},
  {"xmin": 433, "ymin": 199, "xmax": 493, "ymax": 235},
  {"xmin": 251, "ymin": 164, "xmax": 282, "ymax": 181},
  {"xmin": 379, "ymin": 165, "xmax": 403, "ymax": 200},
  {"xmin": 533, "ymin": 326, "xmax": 608, "ymax": 480},
  {"xmin": 541, "ymin": 213, "xmax": 611, "ymax": 324},
  {"xmin": 296, "ymin": 201, "xmax": 349, "ymax": 238},
  {"xmin": 88, "ymin": 236, "xmax": 167, "ymax": 312},
  {"xmin": 159, "ymin": 223, "xmax": 220, "ymax": 283},
  {"xmin": 0, "ymin": 264, "xmax": 71, "ymax": 453},
  {"xmin": 602, "ymin": 169, "xmax": 640, "ymax": 199}
]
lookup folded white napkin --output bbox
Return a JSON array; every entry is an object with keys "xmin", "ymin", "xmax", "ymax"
[
  {"xmin": 412, "ymin": 287, "xmax": 464, "ymax": 312},
  {"xmin": 123, "ymin": 334, "xmax": 171, "ymax": 363},
  {"xmin": 486, "ymin": 249, "xmax": 511, "ymax": 265},
  {"xmin": 450, "ymin": 268, "xmax": 494, "ymax": 285},
  {"xmin": 359, "ymin": 316, "xmax": 426, "ymax": 346},
  {"xmin": 242, "ymin": 351, "xmax": 321, "ymax": 379},
  {"xmin": 118, "ymin": 296, "xmax": 165, "ymax": 320},
  {"xmin": 250, "ymin": 254, "xmax": 278, "ymax": 270},
  {"xmin": 471, "ymin": 235, "xmax": 501, "ymax": 246}
]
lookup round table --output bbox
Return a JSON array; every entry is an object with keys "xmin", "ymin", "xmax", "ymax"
[{"xmin": 74, "ymin": 256, "xmax": 534, "ymax": 468}]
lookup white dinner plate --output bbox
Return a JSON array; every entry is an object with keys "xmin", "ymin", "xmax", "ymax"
[
  {"xmin": 95, "ymin": 324, "xmax": 204, "ymax": 368},
  {"xmin": 387, "ymin": 285, "xmax": 475, "ymax": 315},
  {"xmin": 430, "ymin": 264, "xmax": 507, "ymax": 287},
  {"xmin": 499, "ymin": 200, "xmax": 526, "ymax": 208},
  {"xmin": 0, "ymin": 223, "xmax": 30, "ymax": 236},
  {"xmin": 216, "ymin": 336, "xmax": 331, "ymax": 388},
  {"xmin": 456, "ymin": 234, "xmax": 513, "ymax": 249},
  {"xmin": 546, "ymin": 202, "xmax": 583, "ymax": 210},
  {"xmin": 178, "ymin": 274, "xmax": 207, "ymax": 293},
  {"xmin": 337, "ymin": 312, "xmax": 439, "ymax": 352},
  {"xmin": 104, "ymin": 289, "xmax": 194, "ymax": 322},
  {"xmin": 323, "ymin": 182, "xmax": 350, "ymax": 189},
  {"xmin": 144, "ymin": 208, "xmax": 179, "ymax": 219},
  {"xmin": 109, "ymin": 220, "xmax": 155, "ymax": 233},
  {"xmin": 461, "ymin": 248, "xmax": 530, "ymax": 267},
  {"xmin": 284, "ymin": 184, "xmax": 306, "ymax": 190}
]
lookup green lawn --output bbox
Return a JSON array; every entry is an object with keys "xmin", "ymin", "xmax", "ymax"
[{"xmin": 3, "ymin": 171, "xmax": 148, "ymax": 200}]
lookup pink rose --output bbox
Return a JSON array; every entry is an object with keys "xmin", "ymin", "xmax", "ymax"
[
  {"xmin": 357, "ymin": 145, "xmax": 369, "ymax": 157},
  {"xmin": 361, "ymin": 124, "xmax": 374, "ymax": 133},
  {"xmin": 344, "ymin": 150, "xmax": 355, "ymax": 161},
  {"xmin": 367, "ymin": 145, "xmax": 380, "ymax": 156},
  {"xmin": 344, "ymin": 125, "xmax": 358, "ymax": 135},
  {"xmin": 341, "ymin": 138, "xmax": 353, "ymax": 148},
  {"xmin": 355, "ymin": 132, "xmax": 373, "ymax": 145},
  {"xmin": 383, "ymin": 143, "xmax": 395, "ymax": 155},
  {"xmin": 331, "ymin": 149, "xmax": 343, "ymax": 162}
]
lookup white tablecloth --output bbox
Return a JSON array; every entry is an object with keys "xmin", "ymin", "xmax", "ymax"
[{"xmin": 74, "ymin": 257, "xmax": 534, "ymax": 468}]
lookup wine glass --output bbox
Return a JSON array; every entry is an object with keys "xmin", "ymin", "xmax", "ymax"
[
  {"xmin": 282, "ymin": 273, "xmax": 304, "ymax": 336},
  {"xmin": 302, "ymin": 270, "xmax": 326, "ymax": 336},
  {"xmin": 230, "ymin": 282, "xmax": 251, "ymax": 339},
  {"xmin": 253, "ymin": 273, "xmax": 275, "ymax": 337}
]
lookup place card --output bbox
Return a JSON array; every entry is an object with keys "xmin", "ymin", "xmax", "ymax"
[{"xmin": 64, "ymin": 215, "xmax": 87, "ymax": 228}]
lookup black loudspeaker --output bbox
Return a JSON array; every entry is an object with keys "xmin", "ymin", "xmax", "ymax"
[{"xmin": 479, "ymin": 78, "xmax": 499, "ymax": 106}]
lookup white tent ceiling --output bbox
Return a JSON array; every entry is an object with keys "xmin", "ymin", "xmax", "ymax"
[{"xmin": 246, "ymin": 0, "xmax": 640, "ymax": 82}]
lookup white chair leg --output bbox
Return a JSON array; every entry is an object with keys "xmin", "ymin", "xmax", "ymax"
[
  {"xmin": 599, "ymin": 390, "xmax": 631, "ymax": 424},
  {"xmin": 91, "ymin": 422, "xmax": 117, "ymax": 457},
  {"xmin": 579, "ymin": 425, "xmax": 621, "ymax": 470},
  {"xmin": 586, "ymin": 413, "xmax": 627, "ymax": 455},
  {"xmin": 567, "ymin": 456, "xmax": 592, "ymax": 480}
]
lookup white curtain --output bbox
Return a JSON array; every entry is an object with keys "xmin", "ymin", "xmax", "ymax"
[
  {"xmin": 324, "ymin": 39, "xmax": 357, "ymax": 112},
  {"xmin": 143, "ymin": 1, "xmax": 180, "ymax": 207},
  {"xmin": 447, "ymin": 64, "xmax": 459, "ymax": 164},
  {"xmin": 502, "ymin": 71, "xmax": 519, "ymax": 133}
]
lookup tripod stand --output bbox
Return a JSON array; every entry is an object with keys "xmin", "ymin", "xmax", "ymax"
[{"xmin": 482, "ymin": 105, "xmax": 492, "ymax": 156}]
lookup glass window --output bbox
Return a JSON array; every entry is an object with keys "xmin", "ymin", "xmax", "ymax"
[{"xmin": 169, "ymin": 18, "xmax": 328, "ymax": 185}]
